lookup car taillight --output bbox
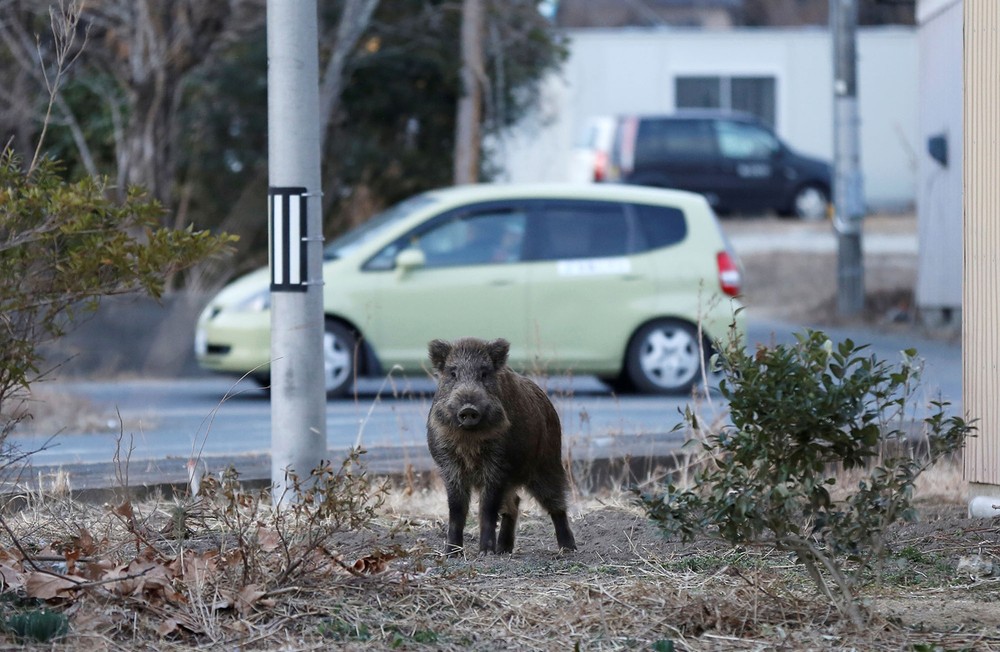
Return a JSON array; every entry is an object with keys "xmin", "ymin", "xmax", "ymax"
[
  {"xmin": 593, "ymin": 151, "xmax": 608, "ymax": 182},
  {"xmin": 717, "ymin": 251, "xmax": 742, "ymax": 297}
]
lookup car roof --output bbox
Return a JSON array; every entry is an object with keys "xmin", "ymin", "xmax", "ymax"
[
  {"xmin": 420, "ymin": 182, "xmax": 711, "ymax": 209},
  {"xmin": 625, "ymin": 109, "xmax": 762, "ymax": 124}
]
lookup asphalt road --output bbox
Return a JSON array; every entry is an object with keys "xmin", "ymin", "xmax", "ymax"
[{"xmin": 8, "ymin": 317, "xmax": 962, "ymax": 491}]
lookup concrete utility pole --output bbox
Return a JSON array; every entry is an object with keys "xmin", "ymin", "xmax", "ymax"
[
  {"xmin": 831, "ymin": 0, "xmax": 865, "ymax": 316},
  {"xmin": 266, "ymin": 0, "xmax": 327, "ymax": 505}
]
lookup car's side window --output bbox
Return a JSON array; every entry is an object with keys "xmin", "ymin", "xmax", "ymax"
[
  {"xmin": 716, "ymin": 120, "xmax": 780, "ymax": 159},
  {"xmin": 630, "ymin": 203, "xmax": 688, "ymax": 252},
  {"xmin": 417, "ymin": 209, "xmax": 526, "ymax": 267},
  {"xmin": 365, "ymin": 207, "xmax": 526, "ymax": 271},
  {"xmin": 526, "ymin": 202, "xmax": 631, "ymax": 261},
  {"xmin": 635, "ymin": 119, "xmax": 715, "ymax": 165}
]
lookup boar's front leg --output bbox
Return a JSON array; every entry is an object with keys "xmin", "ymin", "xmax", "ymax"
[{"xmin": 444, "ymin": 481, "xmax": 471, "ymax": 556}]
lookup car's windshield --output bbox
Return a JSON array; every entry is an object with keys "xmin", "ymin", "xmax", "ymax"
[{"xmin": 323, "ymin": 192, "xmax": 438, "ymax": 260}]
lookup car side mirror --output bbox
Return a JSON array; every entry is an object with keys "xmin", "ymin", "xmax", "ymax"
[
  {"xmin": 395, "ymin": 248, "xmax": 426, "ymax": 276},
  {"xmin": 928, "ymin": 133, "xmax": 948, "ymax": 167}
]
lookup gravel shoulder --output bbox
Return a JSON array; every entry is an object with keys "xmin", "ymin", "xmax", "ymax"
[{"xmin": 723, "ymin": 213, "xmax": 930, "ymax": 333}]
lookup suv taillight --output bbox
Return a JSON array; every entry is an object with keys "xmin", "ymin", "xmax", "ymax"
[
  {"xmin": 717, "ymin": 251, "xmax": 742, "ymax": 297},
  {"xmin": 593, "ymin": 151, "xmax": 608, "ymax": 182}
]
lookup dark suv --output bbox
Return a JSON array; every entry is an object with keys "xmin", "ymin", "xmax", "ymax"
[{"xmin": 605, "ymin": 111, "xmax": 832, "ymax": 220}]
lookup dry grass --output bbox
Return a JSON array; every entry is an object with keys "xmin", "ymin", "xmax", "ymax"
[
  {"xmin": 2, "ymin": 451, "xmax": 999, "ymax": 651},
  {"xmin": 7, "ymin": 386, "xmax": 116, "ymax": 437}
]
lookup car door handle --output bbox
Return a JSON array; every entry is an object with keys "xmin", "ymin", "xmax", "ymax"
[{"xmin": 489, "ymin": 278, "xmax": 514, "ymax": 286}]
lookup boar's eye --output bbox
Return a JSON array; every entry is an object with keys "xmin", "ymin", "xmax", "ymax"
[{"xmin": 448, "ymin": 368, "xmax": 458, "ymax": 379}]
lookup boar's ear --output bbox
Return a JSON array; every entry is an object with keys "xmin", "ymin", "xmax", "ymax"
[
  {"xmin": 487, "ymin": 338, "xmax": 510, "ymax": 369},
  {"xmin": 428, "ymin": 339, "xmax": 452, "ymax": 371}
]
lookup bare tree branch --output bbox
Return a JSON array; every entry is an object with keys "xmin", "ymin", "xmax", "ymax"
[{"xmin": 318, "ymin": 0, "xmax": 380, "ymax": 148}]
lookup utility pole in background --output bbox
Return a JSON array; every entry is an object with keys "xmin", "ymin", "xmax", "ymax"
[
  {"xmin": 831, "ymin": 0, "xmax": 865, "ymax": 316},
  {"xmin": 266, "ymin": 0, "xmax": 327, "ymax": 505}
]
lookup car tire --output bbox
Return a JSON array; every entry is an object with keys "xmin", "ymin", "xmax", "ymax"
[
  {"xmin": 323, "ymin": 319, "xmax": 357, "ymax": 398},
  {"xmin": 788, "ymin": 183, "xmax": 829, "ymax": 221},
  {"xmin": 599, "ymin": 374, "xmax": 635, "ymax": 395},
  {"xmin": 625, "ymin": 320, "xmax": 706, "ymax": 395}
]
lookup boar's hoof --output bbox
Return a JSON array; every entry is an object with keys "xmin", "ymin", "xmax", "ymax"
[{"xmin": 458, "ymin": 404, "xmax": 481, "ymax": 428}]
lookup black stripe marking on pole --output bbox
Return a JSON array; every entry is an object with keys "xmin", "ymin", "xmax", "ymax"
[{"xmin": 269, "ymin": 187, "xmax": 308, "ymax": 292}]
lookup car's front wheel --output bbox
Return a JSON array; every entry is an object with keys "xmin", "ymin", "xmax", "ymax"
[
  {"xmin": 323, "ymin": 319, "xmax": 357, "ymax": 397},
  {"xmin": 625, "ymin": 320, "xmax": 706, "ymax": 395}
]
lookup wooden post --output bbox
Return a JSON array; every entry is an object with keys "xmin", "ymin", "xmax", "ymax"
[{"xmin": 963, "ymin": 0, "xmax": 1000, "ymax": 515}]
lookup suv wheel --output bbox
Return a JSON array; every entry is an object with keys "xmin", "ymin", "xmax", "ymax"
[
  {"xmin": 626, "ymin": 320, "xmax": 705, "ymax": 395},
  {"xmin": 323, "ymin": 319, "xmax": 356, "ymax": 397},
  {"xmin": 790, "ymin": 184, "xmax": 829, "ymax": 221}
]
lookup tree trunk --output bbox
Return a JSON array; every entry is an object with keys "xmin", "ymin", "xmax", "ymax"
[
  {"xmin": 453, "ymin": 0, "xmax": 484, "ymax": 185},
  {"xmin": 318, "ymin": 0, "xmax": 380, "ymax": 149}
]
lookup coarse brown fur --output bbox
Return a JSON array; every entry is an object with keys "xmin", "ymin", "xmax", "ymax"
[{"xmin": 426, "ymin": 337, "xmax": 577, "ymax": 555}]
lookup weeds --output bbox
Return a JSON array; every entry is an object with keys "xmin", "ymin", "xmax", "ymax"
[{"xmin": 0, "ymin": 446, "xmax": 393, "ymax": 642}]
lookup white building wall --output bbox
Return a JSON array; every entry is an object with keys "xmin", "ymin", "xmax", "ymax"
[
  {"xmin": 495, "ymin": 27, "xmax": 918, "ymax": 211},
  {"xmin": 916, "ymin": 0, "xmax": 963, "ymax": 316}
]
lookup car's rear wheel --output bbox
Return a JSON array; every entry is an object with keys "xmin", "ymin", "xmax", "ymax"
[
  {"xmin": 789, "ymin": 183, "xmax": 829, "ymax": 221},
  {"xmin": 599, "ymin": 374, "xmax": 635, "ymax": 395},
  {"xmin": 323, "ymin": 319, "xmax": 356, "ymax": 397},
  {"xmin": 625, "ymin": 320, "xmax": 706, "ymax": 395}
]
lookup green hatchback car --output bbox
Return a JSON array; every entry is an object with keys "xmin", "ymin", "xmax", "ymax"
[{"xmin": 195, "ymin": 183, "xmax": 744, "ymax": 395}]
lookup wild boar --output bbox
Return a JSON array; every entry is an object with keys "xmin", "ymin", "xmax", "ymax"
[{"xmin": 426, "ymin": 337, "xmax": 577, "ymax": 555}]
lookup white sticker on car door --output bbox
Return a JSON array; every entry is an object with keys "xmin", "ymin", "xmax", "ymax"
[{"xmin": 556, "ymin": 258, "xmax": 632, "ymax": 276}]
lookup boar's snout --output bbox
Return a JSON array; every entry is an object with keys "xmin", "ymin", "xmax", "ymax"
[{"xmin": 457, "ymin": 403, "xmax": 481, "ymax": 428}]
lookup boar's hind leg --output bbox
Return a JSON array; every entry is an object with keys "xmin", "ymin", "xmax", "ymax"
[
  {"xmin": 549, "ymin": 511, "xmax": 577, "ymax": 552},
  {"xmin": 528, "ymin": 478, "xmax": 577, "ymax": 552},
  {"xmin": 477, "ymin": 485, "xmax": 510, "ymax": 554},
  {"xmin": 444, "ymin": 483, "xmax": 471, "ymax": 556},
  {"xmin": 497, "ymin": 492, "xmax": 521, "ymax": 554}
]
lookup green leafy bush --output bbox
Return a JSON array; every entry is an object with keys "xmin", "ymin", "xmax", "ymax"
[
  {"xmin": 2, "ymin": 608, "xmax": 69, "ymax": 642},
  {"xmin": 635, "ymin": 330, "xmax": 974, "ymax": 627},
  {"xmin": 0, "ymin": 149, "xmax": 234, "ymax": 440}
]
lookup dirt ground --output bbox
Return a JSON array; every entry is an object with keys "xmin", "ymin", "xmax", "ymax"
[{"xmin": 349, "ymin": 483, "xmax": 1000, "ymax": 651}]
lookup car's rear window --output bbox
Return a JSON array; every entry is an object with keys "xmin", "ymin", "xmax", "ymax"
[{"xmin": 631, "ymin": 203, "xmax": 687, "ymax": 250}]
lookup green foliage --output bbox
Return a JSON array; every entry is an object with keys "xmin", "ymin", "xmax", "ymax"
[
  {"xmin": 635, "ymin": 330, "xmax": 974, "ymax": 627},
  {"xmin": 325, "ymin": 0, "xmax": 568, "ymax": 227},
  {"xmin": 317, "ymin": 615, "xmax": 372, "ymax": 641},
  {"xmin": 652, "ymin": 640, "xmax": 676, "ymax": 652},
  {"xmin": 11, "ymin": 1, "xmax": 568, "ymax": 277},
  {"xmin": 0, "ymin": 150, "xmax": 234, "ymax": 432},
  {"xmin": 1, "ymin": 607, "xmax": 69, "ymax": 643}
]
